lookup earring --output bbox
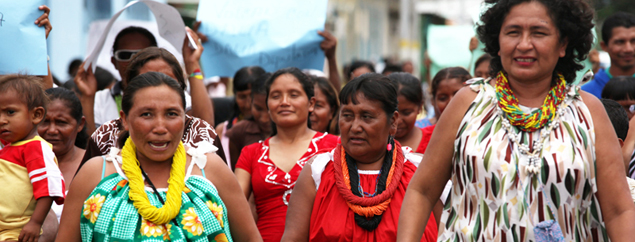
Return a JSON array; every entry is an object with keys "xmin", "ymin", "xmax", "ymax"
[{"xmin": 386, "ymin": 136, "xmax": 393, "ymax": 151}]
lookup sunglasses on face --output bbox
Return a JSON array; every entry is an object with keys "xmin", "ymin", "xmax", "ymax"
[{"xmin": 113, "ymin": 49, "xmax": 141, "ymax": 62}]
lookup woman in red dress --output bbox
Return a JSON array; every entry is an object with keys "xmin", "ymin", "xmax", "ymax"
[
  {"xmin": 235, "ymin": 67, "xmax": 338, "ymax": 242},
  {"xmin": 417, "ymin": 68, "xmax": 471, "ymax": 153},
  {"xmin": 281, "ymin": 73, "xmax": 437, "ymax": 242}
]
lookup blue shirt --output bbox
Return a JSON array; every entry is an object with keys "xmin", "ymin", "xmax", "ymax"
[{"xmin": 581, "ymin": 68, "xmax": 610, "ymax": 99}]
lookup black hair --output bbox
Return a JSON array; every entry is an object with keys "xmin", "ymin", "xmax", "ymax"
[
  {"xmin": 382, "ymin": 64, "xmax": 403, "ymax": 75},
  {"xmin": 251, "ymin": 72, "xmax": 271, "ymax": 97},
  {"xmin": 45, "ymin": 88, "xmax": 89, "ymax": 149},
  {"xmin": 431, "ymin": 67, "xmax": 471, "ymax": 98},
  {"xmin": 94, "ymin": 67, "xmax": 116, "ymax": 91},
  {"xmin": 474, "ymin": 53, "xmax": 493, "ymax": 71},
  {"xmin": 387, "ymin": 72, "xmax": 423, "ymax": 106},
  {"xmin": 601, "ymin": 76, "xmax": 635, "ymax": 101},
  {"xmin": 349, "ymin": 61, "xmax": 376, "ymax": 76},
  {"xmin": 124, "ymin": 47, "xmax": 185, "ymax": 89},
  {"xmin": 477, "ymin": 0, "xmax": 595, "ymax": 83},
  {"xmin": 602, "ymin": 12, "xmax": 635, "ymax": 43},
  {"xmin": 601, "ymin": 98, "xmax": 629, "ymax": 140},
  {"xmin": 234, "ymin": 66, "xmax": 266, "ymax": 93},
  {"xmin": 112, "ymin": 26, "xmax": 158, "ymax": 53},
  {"xmin": 310, "ymin": 75, "xmax": 340, "ymax": 135},
  {"xmin": 68, "ymin": 59, "xmax": 83, "ymax": 77},
  {"xmin": 265, "ymin": 67, "xmax": 315, "ymax": 135},
  {"xmin": 227, "ymin": 66, "xmax": 266, "ymax": 129},
  {"xmin": 117, "ymin": 72, "xmax": 185, "ymax": 148},
  {"xmin": 340, "ymin": 73, "xmax": 398, "ymax": 119}
]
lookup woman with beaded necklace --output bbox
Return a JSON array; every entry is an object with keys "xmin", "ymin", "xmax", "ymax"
[
  {"xmin": 55, "ymin": 72, "xmax": 261, "ymax": 242},
  {"xmin": 398, "ymin": 0, "xmax": 635, "ymax": 241},
  {"xmin": 280, "ymin": 73, "xmax": 437, "ymax": 242}
]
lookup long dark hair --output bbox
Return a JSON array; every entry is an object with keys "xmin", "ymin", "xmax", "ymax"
[
  {"xmin": 45, "ymin": 88, "xmax": 89, "ymax": 149},
  {"xmin": 310, "ymin": 75, "xmax": 340, "ymax": 135},
  {"xmin": 227, "ymin": 66, "xmax": 266, "ymax": 129},
  {"xmin": 124, "ymin": 47, "xmax": 185, "ymax": 89}
]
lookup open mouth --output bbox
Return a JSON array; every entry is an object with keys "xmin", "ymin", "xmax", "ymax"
[
  {"xmin": 514, "ymin": 58, "xmax": 535, "ymax": 63},
  {"xmin": 149, "ymin": 142, "xmax": 169, "ymax": 149}
]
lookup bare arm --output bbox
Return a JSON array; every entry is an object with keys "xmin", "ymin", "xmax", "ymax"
[
  {"xmin": 397, "ymin": 87, "xmax": 476, "ymax": 241},
  {"xmin": 318, "ymin": 31, "xmax": 340, "ymax": 90},
  {"xmin": 183, "ymin": 27, "xmax": 215, "ymax": 126},
  {"xmin": 581, "ymin": 92, "xmax": 635, "ymax": 241},
  {"xmin": 37, "ymin": 5, "xmax": 53, "ymax": 89},
  {"xmin": 205, "ymin": 153, "xmax": 262, "ymax": 242},
  {"xmin": 74, "ymin": 62, "xmax": 98, "ymax": 135},
  {"xmin": 621, "ymin": 116, "xmax": 635, "ymax": 173},
  {"xmin": 20, "ymin": 197, "xmax": 54, "ymax": 242},
  {"xmin": 280, "ymin": 161, "xmax": 316, "ymax": 242},
  {"xmin": 55, "ymin": 157, "xmax": 105, "ymax": 242},
  {"xmin": 234, "ymin": 168, "xmax": 253, "ymax": 199}
]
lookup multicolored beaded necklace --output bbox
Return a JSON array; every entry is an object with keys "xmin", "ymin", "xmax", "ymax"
[{"xmin": 495, "ymin": 71, "xmax": 567, "ymax": 132}]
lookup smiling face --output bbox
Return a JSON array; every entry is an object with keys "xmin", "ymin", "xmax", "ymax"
[
  {"xmin": 121, "ymin": 85, "xmax": 185, "ymax": 163},
  {"xmin": 602, "ymin": 26, "xmax": 635, "ymax": 73},
  {"xmin": 0, "ymin": 89, "xmax": 43, "ymax": 143},
  {"xmin": 498, "ymin": 1, "xmax": 567, "ymax": 84},
  {"xmin": 395, "ymin": 95, "xmax": 421, "ymax": 139},
  {"xmin": 340, "ymin": 93, "xmax": 397, "ymax": 164},
  {"xmin": 309, "ymin": 85, "xmax": 335, "ymax": 133},
  {"xmin": 38, "ymin": 99, "xmax": 85, "ymax": 155},
  {"xmin": 267, "ymin": 74, "xmax": 314, "ymax": 128}
]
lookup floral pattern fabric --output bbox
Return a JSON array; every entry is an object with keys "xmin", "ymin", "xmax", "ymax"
[
  {"xmin": 437, "ymin": 79, "xmax": 607, "ymax": 242},
  {"xmin": 80, "ymin": 173, "xmax": 231, "ymax": 242}
]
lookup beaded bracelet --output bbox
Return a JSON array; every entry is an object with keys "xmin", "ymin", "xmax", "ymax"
[{"xmin": 189, "ymin": 69, "xmax": 203, "ymax": 80}]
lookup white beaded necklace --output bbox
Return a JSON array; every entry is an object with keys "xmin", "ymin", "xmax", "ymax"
[{"xmin": 498, "ymin": 101, "xmax": 567, "ymax": 175}]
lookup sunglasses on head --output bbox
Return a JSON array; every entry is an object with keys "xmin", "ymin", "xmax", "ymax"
[{"xmin": 113, "ymin": 49, "xmax": 141, "ymax": 62}]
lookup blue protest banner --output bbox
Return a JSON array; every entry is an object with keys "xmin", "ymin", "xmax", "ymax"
[
  {"xmin": 0, "ymin": 0, "xmax": 48, "ymax": 75},
  {"xmin": 196, "ymin": 0, "xmax": 328, "ymax": 77}
]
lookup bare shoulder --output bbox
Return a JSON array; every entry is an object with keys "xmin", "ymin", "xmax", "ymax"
[{"xmin": 578, "ymin": 90, "xmax": 605, "ymax": 117}]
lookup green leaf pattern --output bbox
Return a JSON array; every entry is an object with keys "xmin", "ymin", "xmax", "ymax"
[{"xmin": 438, "ymin": 81, "xmax": 607, "ymax": 241}]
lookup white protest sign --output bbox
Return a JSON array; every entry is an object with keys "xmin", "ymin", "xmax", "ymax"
[{"xmin": 84, "ymin": 0, "xmax": 186, "ymax": 72}]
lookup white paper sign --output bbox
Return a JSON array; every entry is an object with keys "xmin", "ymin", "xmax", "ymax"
[{"xmin": 84, "ymin": 0, "xmax": 186, "ymax": 72}]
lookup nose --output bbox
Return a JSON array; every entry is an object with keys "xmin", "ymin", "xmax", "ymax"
[
  {"xmin": 625, "ymin": 41, "xmax": 635, "ymax": 53},
  {"xmin": 350, "ymin": 116, "xmax": 364, "ymax": 133},
  {"xmin": 517, "ymin": 33, "xmax": 533, "ymax": 51},
  {"xmin": 45, "ymin": 123, "xmax": 59, "ymax": 135},
  {"xmin": 152, "ymin": 116, "xmax": 169, "ymax": 135}
]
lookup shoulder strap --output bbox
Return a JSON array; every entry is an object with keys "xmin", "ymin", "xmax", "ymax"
[
  {"xmin": 185, "ymin": 141, "xmax": 219, "ymax": 178},
  {"xmin": 101, "ymin": 155, "xmax": 107, "ymax": 179}
]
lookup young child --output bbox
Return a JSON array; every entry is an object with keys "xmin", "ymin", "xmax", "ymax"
[{"xmin": 0, "ymin": 75, "xmax": 65, "ymax": 241}]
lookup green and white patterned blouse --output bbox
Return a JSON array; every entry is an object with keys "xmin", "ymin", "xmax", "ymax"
[
  {"xmin": 437, "ymin": 79, "xmax": 607, "ymax": 242},
  {"xmin": 80, "ymin": 143, "xmax": 232, "ymax": 242}
]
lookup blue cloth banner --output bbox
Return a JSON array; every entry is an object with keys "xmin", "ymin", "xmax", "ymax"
[
  {"xmin": 196, "ymin": 0, "xmax": 327, "ymax": 77},
  {"xmin": 0, "ymin": 0, "xmax": 48, "ymax": 75}
]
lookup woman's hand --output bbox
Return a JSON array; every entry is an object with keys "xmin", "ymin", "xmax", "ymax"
[
  {"xmin": 36, "ymin": 5, "xmax": 52, "ymax": 39},
  {"xmin": 192, "ymin": 21, "xmax": 209, "ymax": 43},
  {"xmin": 74, "ymin": 62, "xmax": 98, "ymax": 98},
  {"xmin": 318, "ymin": 30, "xmax": 337, "ymax": 59},
  {"xmin": 182, "ymin": 27, "xmax": 204, "ymax": 75}
]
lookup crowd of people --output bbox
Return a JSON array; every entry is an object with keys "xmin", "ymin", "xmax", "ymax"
[{"xmin": 2, "ymin": 0, "xmax": 635, "ymax": 241}]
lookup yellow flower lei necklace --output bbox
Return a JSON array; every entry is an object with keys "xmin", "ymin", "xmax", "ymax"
[{"xmin": 121, "ymin": 137, "xmax": 186, "ymax": 225}]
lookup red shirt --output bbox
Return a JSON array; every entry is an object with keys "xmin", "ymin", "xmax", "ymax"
[
  {"xmin": 236, "ymin": 132, "xmax": 338, "ymax": 242},
  {"xmin": 309, "ymin": 153, "xmax": 437, "ymax": 241},
  {"xmin": 416, "ymin": 125, "xmax": 436, "ymax": 154}
]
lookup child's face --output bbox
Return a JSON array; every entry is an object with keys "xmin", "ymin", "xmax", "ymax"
[
  {"xmin": 433, "ymin": 78, "xmax": 465, "ymax": 119},
  {"xmin": 0, "ymin": 89, "xmax": 44, "ymax": 143}
]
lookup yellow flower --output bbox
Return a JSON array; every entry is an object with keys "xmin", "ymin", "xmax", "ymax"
[
  {"xmin": 162, "ymin": 224, "xmax": 172, "ymax": 241},
  {"xmin": 140, "ymin": 219, "xmax": 164, "ymax": 237},
  {"xmin": 181, "ymin": 207, "xmax": 204, "ymax": 236},
  {"xmin": 83, "ymin": 194, "xmax": 106, "ymax": 223},
  {"xmin": 206, "ymin": 201, "xmax": 224, "ymax": 227},
  {"xmin": 214, "ymin": 233, "xmax": 228, "ymax": 242}
]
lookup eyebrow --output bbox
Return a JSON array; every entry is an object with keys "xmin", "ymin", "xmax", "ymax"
[{"xmin": 502, "ymin": 24, "xmax": 551, "ymax": 31}]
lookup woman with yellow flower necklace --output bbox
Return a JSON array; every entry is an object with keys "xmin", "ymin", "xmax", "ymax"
[
  {"xmin": 398, "ymin": 0, "xmax": 635, "ymax": 241},
  {"xmin": 55, "ymin": 72, "xmax": 262, "ymax": 242}
]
